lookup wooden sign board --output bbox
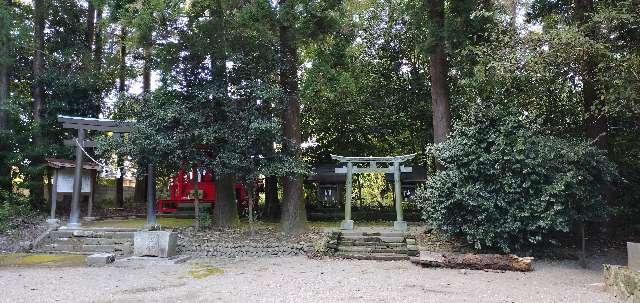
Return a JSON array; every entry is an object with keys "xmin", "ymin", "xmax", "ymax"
[{"xmin": 55, "ymin": 168, "xmax": 92, "ymax": 193}]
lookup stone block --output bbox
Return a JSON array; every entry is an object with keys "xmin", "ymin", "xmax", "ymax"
[
  {"xmin": 86, "ymin": 253, "xmax": 115, "ymax": 266},
  {"xmin": 393, "ymin": 220, "xmax": 408, "ymax": 232},
  {"xmin": 340, "ymin": 220, "xmax": 354, "ymax": 230},
  {"xmin": 46, "ymin": 219, "xmax": 60, "ymax": 227},
  {"xmin": 134, "ymin": 231, "xmax": 177, "ymax": 258},
  {"xmin": 628, "ymin": 242, "xmax": 640, "ymax": 271}
]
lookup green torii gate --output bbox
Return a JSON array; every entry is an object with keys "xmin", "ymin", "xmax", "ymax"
[
  {"xmin": 331, "ymin": 154, "xmax": 416, "ymax": 232},
  {"xmin": 57, "ymin": 115, "xmax": 158, "ymax": 229}
]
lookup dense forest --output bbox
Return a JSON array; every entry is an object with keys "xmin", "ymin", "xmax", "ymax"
[{"xmin": 0, "ymin": 0, "xmax": 638, "ymax": 250}]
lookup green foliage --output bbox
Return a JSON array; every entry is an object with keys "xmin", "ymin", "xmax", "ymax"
[
  {"xmin": 0, "ymin": 191, "xmax": 37, "ymax": 233},
  {"xmin": 355, "ymin": 173, "xmax": 393, "ymax": 208},
  {"xmin": 414, "ymin": 104, "xmax": 617, "ymax": 252}
]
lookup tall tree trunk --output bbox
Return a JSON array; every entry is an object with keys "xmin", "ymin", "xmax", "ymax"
[
  {"xmin": 32, "ymin": 0, "xmax": 45, "ymax": 129},
  {"xmin": 93, "ymin": 6, "xmax": 102, "ymax": 117},
  {"xmin": 85, "ymin": 1, "xmax": 95, "ymax": 53},
  {"xmin": 279, "ymin": 0, "xmax": 306, "ymax": 235},
  {"xmin": 426, "ymin": 0, "xmax": 451, "ymax": 145},
  {"xmin": 0, "ymin": 0, "xmax": 12, "ymax": 191},
  {"xmin": 214, "ymin": 174, "xmax": 238, "ymax": 228},
  {"xmin": 93, "ymin": 7, "xmax": 102, "ymax": 68},
  {"xmin": 191, "ymin": 168, "xmax": 200, "ymax": 230},
  {"xmin": 30, "ymin": 0, "xmax": 47, "ymax": 206},
  {"xmin": 575, "ymin": 0, "xmax": 607, "ymax": 149},
  {"xmin": 245, "ymin": 179, "xmax": 256, "ymax": 236},
  {"xmin": 133, "ymin": 33, "xmax": 153, "ymax": 205},
  {"xmin": 575, "ymin": 0, "xmax": 610, "ymax": 245},
  {"xmin": 115, "ymin": 27, "xmax": 126, "ymax": 208},
  {"xmin": 264, "ymin": 176, "xmax": 279, "ymax": 220},
  {"xmin": 209, "ymin": 0, "xmax": 237, "ymax": 228}
]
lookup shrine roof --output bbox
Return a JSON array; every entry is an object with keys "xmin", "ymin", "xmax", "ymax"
[{"xmin": 45, "ymin": 158, "xmax": 100, "ymax": 170}]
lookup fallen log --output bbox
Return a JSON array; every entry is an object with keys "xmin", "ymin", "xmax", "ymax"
[{"xmin": 410, "ymin": 251, "xmax": 534, "ymax": 272}]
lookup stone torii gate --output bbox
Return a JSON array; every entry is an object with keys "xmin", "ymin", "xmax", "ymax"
[
  {"xmin": 331, "ymin": 154, "xmax": 416, "ymax": 232},
  {"xmin": 56, "ymin": 115, "xmax": 158, "ymax": 229}
]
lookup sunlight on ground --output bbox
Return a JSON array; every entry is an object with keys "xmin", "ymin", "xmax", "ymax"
[{"xmin": 0, "ymin": 253, "xmax": 86, "ymax": 267}]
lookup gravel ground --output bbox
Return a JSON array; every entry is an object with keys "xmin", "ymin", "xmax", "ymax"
[
  {"xmin": 177, "ymin": 225, "xmax": 324, "ymax": 257},
  {"xmin": 0, "ymin": 254, "xmax": 623, "ymax": 303}
]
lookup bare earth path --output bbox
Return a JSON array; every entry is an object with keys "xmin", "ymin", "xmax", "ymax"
[{"xmin": 0, "ymin": 256, "xmax": 618, "ymax": 303}]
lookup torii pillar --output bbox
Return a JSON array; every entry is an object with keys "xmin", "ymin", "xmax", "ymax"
[{"xmin": 332, "ymin": 154, "xmax": 415, "ymax": 232}]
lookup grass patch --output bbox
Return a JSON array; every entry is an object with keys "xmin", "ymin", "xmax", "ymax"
[
  {"xmin": 307, "ymin": 220, "xmax": 392, "ymax": 229},
  {"xmin": 85, "ymin": 218, "xmax": 195, "ymax": 229},
  {"xmin": 0, "ymin": 253, "xmax": 86, "ymax": 267},
  {"xmin": 188, "ymin": 264, "xmax": 224, "ymax": 279}
]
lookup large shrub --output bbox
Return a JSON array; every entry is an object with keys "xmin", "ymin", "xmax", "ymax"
[
  {"xmin": 414, "ymin": 105, "xmax": 616, "ymax": 252},
  {"xmin": 0, "ymin": 191, "xmax": 37, "ymax": 233}
]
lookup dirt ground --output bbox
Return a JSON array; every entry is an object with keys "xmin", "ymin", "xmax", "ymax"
[{"xmin": 0, "ymin": 254, "xmax": 624, "ymax": 303}]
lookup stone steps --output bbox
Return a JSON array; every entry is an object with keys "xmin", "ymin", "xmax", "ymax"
[
  {"xmin": 337, "ymin": 246, "xmax": 408, "ymax": 254},
  {"xmin": 37, "ymin": 228, "xmax": 136, "ymax": 256},
  {"xmin": 330, "ymin": 231, "xmax": 417, "ymax": 261},
  {"xmin": 50, "ymin": 230, "xmax": 135, "ymax": 239},
  {"xmin": 55, "ymin": 237, "xmax": 130, "ymax": 246},
  {"xmin": 334, "ymin": 252, "xmax": 410, "ymax": 261},
  {"xmin": 338, "ymin": 241, "xmax": 406, "ymax": 247},
  {"xmin": 43, "ymin": 244, "xmax": 119, "ymax": 253},
  {"xmin": 340, "ymin": 231, "xmax": 405, "ymax": 237},
  {"xmin": 339, "ymin": 236, "xmax": 405, "ymax": 243}
]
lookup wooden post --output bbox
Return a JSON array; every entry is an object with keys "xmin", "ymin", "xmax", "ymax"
[
  {"xmin": 67, "ymin": 129, "xmax": 85, "ymax": 228},
  {"xmin": 85, "ymin": 170, "xmax": 97, "ymax": 220},
  {"xmin": 341, "ymin": 161, "xmax": 354, "ymax": 230},
  {"xmin": 47, "ymin": 169, "xmax": 59, "ymax": 224},
  {"xmin": 393, "ymin": 161, "xmax": 407, "ymax": 232},
  {"xmin": 146, "ymin": 163, "xmax": 157, "ymax": 228}
]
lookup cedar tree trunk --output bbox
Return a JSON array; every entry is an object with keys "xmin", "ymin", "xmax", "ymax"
[
  {"xmin": 426, "ymin": 0, "xmax": 451, "ymax": 145},
  {"xmin": 279, "ymin": 0, "xmax": 306, "ymax": 235},
  {"xmin": 0, "ymin": 0, "xmax": 11, "ymax": 191},
  {"xmin": 264, "ymin": 176, "xmax": 280, "ymax": 220}
]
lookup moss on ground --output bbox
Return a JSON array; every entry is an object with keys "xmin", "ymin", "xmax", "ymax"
[
  {"xmin": 0, "ymin": 253, "xmax": 86, "ymax": 267},
  {"xmin": 188, "ymin": 264, "xmax": 224, "ymax": 279}
]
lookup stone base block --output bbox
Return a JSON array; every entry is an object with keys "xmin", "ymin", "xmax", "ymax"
[
  {"xmin": 86, "ymin": 253, "xmax": 115, "ymax": 266},
  {"xmin": 628, "ymin": 242, "xmax": 640, "ymax": 271},
  {"xmin": 604, "ymin": 264, "xmax": 640, "ymax": 302},
  {"xmin": 46, "ymin": 219, "xmax": 60, "ymax": 226},
  {"xmin": 393, "ymin": 220, "xmax": 407, "ymax": 232},
  {"xmin": 340, "ymin": 220, "xmax": 354, "ymax": 230},
  {"xmin": 134, "ymin": 231, "xmax": 177, "ymax": 258},
  {"xmin": 60, "ymin": 222, "xmax": 82, "ymax": 230}
]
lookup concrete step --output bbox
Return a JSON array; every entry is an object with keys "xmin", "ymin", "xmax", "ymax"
[
  {"xmin": 340, "ymin": 231, "xmax": 405, "ymax": 237},
  {"xmin": 44, "ymin": 244, "xmax": 118, "ymax": 253},
  {"xmin": 43, "ymin": 243, "xmax": 133, "ymax": 255},
  {"xmin": 340, "ymin": 235, "xmax": 405, "ymax": 243},
  {"xmin": 338, "ymin": 241, "xmax": 406, "ymax": 247},
  {"xmin": 50, "ymin": 230, "xmax": 135, "ymax": 239},
  {"xmin": 54, "ymin": 237, "xmax": 130, "ymax": 246},
  {"xmin": 337, "ymin": 246, "xmax": 408, "ymax": 254},
  {"xmin": 334, "ymin": 253, "xmax": 410, "ymax": 261}
]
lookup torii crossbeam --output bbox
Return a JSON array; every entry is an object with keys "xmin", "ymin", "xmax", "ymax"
[{"xmin": 331, "ymin": 154, "xmax": 416, "ymax": 232}]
